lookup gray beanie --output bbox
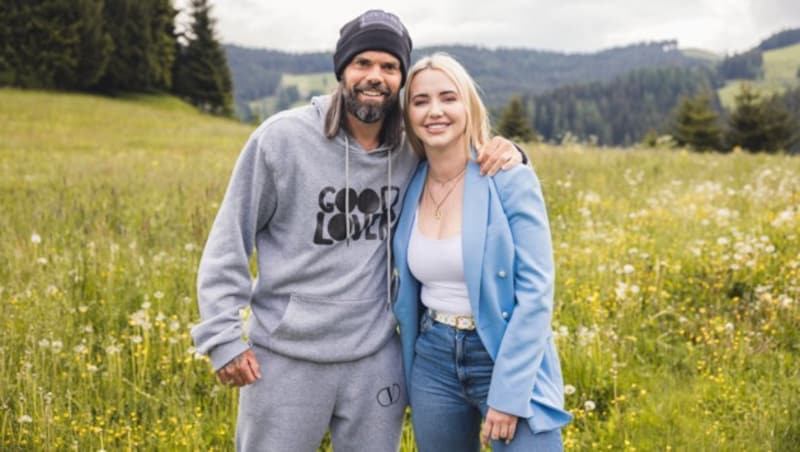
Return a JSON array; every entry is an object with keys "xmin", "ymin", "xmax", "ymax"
[{"xmin": 333, "ymin": 10, "xmax": 413, "ymax": 86}]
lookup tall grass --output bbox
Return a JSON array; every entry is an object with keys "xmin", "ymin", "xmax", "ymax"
[{"xmin": 1, "ymin": 88, "xmax": 799, "ymax": 450}]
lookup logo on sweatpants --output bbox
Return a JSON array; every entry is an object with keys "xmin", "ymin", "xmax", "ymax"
[
  {"xmin": 376, "ymin": 384, "xmax": 401, "ymax": 407},
  {"xmin": 313, "ymin": 186, "xmax": 399, "ymax": 245}
]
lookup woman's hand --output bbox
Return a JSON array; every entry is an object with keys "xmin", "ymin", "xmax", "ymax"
[{"xmin": 481, "ymin": 407, "xmax": 519, "ymax": 445}]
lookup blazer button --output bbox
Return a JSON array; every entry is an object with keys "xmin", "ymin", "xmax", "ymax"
[
  {"xmin": 498, "ymin": 270, "xmax": 507, "ymax": 278},
  {"xmin": 502, "ymin": 311, "xmax": 509, "ymax": 319}
]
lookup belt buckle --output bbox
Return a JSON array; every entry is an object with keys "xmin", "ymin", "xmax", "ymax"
[{"xmin": 454, "ymin": 314, "xmax": 474, "ymax": 330}]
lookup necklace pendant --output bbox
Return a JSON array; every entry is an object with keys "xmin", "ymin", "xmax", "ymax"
[{"xmin": 434, "ymin": 208, "xmax": 442, "ymax": 220}]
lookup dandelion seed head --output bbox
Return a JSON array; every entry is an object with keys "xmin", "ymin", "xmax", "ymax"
[
  {"xmin": 564, "ymin": 385, "xmax": 576, "ymax": 395},
  {"xmin": 17, "ymin": 414, "xmax": 33, "ymax": 424},
  {"xmin": 30, "ymin": 233, "xmax": 41, "ymax": 244},
  {"xmin": 584, "ymin": 400, "xmax": 596, "ymax": 411},
  {"xmin": 153, "ymin": 291, "xmax": 164, "ymax": 300}
]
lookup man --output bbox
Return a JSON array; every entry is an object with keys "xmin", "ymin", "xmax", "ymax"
[{"xmin": 191, "ymin": 9, "xmax": 523, "ymax": 451}]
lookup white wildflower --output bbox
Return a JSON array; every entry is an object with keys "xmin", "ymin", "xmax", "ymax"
[
  {"xmin": 17, "ymin": 414, "xmax": 33, "ymax": 424},
  {"xmin": 153, "ymin": 291, "xmax": 164, "ymax": 300},
  {"xmin": 30, "ymin": 233, "xmax": 41, "ymax": 244},
  {"xmin": 623, "ymin": 264, "xmax": 635, "ymax": 274},
  {"xmin": 558, "ymin": 326, "xmax": 569, "ymax": 338},
  {"xmin": 38, "ymin": 339, "xmax": 50, "ymax": 348},
  {"xmin": 36, "ymin": 257, "xmax": 48, "ymax": 265},
  {"xmin": 615, "ymin": 281, "xmax": 628, "ymax": 300},
  {"xmin": 564, "ymin": 385, "xmax": 576, "ymax": 396},
  {"xmin": 130, "ymin": 335, "xmax": 143, "ymax": 344},
  {"xmin": 129, "ymin": 310, "xmax": 151, "ymax": 330},
  {"xmin": 584, "ymin": 400, "xmax": 596, "ymax": 411},
  {"xmin": 50, "ymin": 340, "xmax": 63, "ymax": 353}
]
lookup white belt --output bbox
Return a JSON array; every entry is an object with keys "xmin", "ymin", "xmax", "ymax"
[{"xmin": 429, "ymin": 309, "xmax": 476, "ymax": 330}]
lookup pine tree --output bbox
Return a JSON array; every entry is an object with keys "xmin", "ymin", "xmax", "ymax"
[
  {"xmin": 0, "ymin": 1, "xmax": 112, "ymax": 89},
  {"xmin": 172, "ymin": 0, "xmax": 233, "ymax": 116},
  {"xmin": 97, "ymin": 0, "xmax": 175, "ymax": 92},
  {"xmin": 496, "ymin": 96, "xmax": 535, "ymax": 142},
  {"xmin": 726, "ymin": 85, "xmax": 797, "ymax": 153},
  {"xmin": 671, "ymin": 93, "xmax": 722, "ymax": 151}
]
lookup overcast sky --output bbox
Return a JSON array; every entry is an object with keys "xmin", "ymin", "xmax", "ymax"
[{"xmin": 177, "ymin": 0, "xmax": 800, "ymax": 55}]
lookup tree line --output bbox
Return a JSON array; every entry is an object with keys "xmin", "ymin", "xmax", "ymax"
[
  {"xmin": 0, "ymin": 0, "xmax": 233, "ymax": 115},
  {"xmin": 496, "ymin": 80, "xmax": 800, "ymax": 153},
  {"xmin": 493, "ymin": 28, "xmax": 800, "ymax": 152}
]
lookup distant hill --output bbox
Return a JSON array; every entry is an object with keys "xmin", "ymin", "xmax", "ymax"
[
  {"xmin": 226, "ymin": 28, "xmax": 800, "ymax": 147},
  {"xmin": 226, "ymin": 40, "xmax": 710, "ymax": 120},
  {"xmin": 716, "ymin": 28, "xmax": 800, "ymax": 109}
]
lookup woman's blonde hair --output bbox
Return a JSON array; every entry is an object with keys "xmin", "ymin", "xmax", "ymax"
[{"xmin": 402, "ymin": 52, "xmax": 491, "ymax": 159}]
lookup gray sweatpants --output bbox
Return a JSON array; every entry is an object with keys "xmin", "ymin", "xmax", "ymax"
[{"xmin": 235, "ymin": 335, "xmax": 407, "ymax": 452}]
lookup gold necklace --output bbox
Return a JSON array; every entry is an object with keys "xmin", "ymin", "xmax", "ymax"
[{"xmin": 426, "ymin": 164, "xmax": 467, "ymax": 220}]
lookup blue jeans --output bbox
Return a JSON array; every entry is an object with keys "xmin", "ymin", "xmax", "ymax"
[{"xmin": 409, "ymin": 312, "xmax": 563, "ymax": 452}]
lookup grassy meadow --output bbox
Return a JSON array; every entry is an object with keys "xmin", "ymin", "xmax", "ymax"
[{"xmin": 1, "ymin": 88, "xmax": 799, "ymax": 451}]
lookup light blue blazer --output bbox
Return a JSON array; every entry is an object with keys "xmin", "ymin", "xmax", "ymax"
[{"xmin": 392, "ymin": 159, "xmax": 572, "ymax": 433}]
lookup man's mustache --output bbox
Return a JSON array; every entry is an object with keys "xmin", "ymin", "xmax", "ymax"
[{"xmin": 354, "ymin": 83, "xmax": 391, "ymax": 96}]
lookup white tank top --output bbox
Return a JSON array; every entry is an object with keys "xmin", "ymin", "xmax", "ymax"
[{"xmin": 407, "ymin": 210, "xmax": 472, "ymax": 315}]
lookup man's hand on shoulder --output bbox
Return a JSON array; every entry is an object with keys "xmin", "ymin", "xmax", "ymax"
[{"xmin": 476, "ymin": 137, "xmax": 525, "ymax": 176}]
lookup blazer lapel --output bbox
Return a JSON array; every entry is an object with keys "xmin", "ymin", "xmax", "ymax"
[
  {"xmin": 462, "ymin": 161, "xmax": 488, "ymax": 322},
  {"xmin": 394, "ymin": 162, "xmax": 427, "ymax": 315}
]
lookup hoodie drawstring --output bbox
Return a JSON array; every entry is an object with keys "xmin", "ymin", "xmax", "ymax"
[
  {"xmin": 386, "ymin": 147, "xmax": 393, "ymax": 310},
  {"xmin": 344, "ymin": 135, "xmax": 351, "ymax": 246}
]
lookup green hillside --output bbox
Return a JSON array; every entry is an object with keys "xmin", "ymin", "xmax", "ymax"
[
  {"xmin": 763, "ymin": 42, "xmax": 800, "ymax": 81},
  {"xmin": 281, "ymin": 72, "xmax": 336, "ymax": 97},
  {"xmin": 718, "ymin": 43, "xmax": 800, "ymax": 110},
  {"xmin": 247, "ymin": 72, "xmax": 336, "ymax": 120},
  {"xmin": 680, "ymin": 47, "xmax": 722, "ymax": 63},
  {"xmin": 0, "ymin": 88, "xmax": 250, "ymax": 155},
  {"xmin": 2, "ymin": 89, "xmax": 800, "ymax": 450}
]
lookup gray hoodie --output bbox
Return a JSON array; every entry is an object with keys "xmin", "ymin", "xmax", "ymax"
[{"xmin": 192, "ymin": 95, "xmax": 419, "ymax": 370}]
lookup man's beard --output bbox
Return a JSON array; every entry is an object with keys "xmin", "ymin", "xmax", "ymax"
[{"xmin": 344, "ymin": 83, "xmax": 398, "ymax": 124}]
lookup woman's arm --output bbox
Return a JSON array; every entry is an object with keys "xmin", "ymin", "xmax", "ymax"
[{"xmin": 486, "ymin": 165, "xmax": 555, "ymax": 418}]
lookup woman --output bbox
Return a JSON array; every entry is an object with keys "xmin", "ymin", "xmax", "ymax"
[{"xmin": 392, "ymin": 53, "xmax": 572, "ymax": 451}]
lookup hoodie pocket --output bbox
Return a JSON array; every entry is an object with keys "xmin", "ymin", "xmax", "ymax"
[{"xmin": 268, "ymin": 292, "xmax": 397, "ymax": 363}]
